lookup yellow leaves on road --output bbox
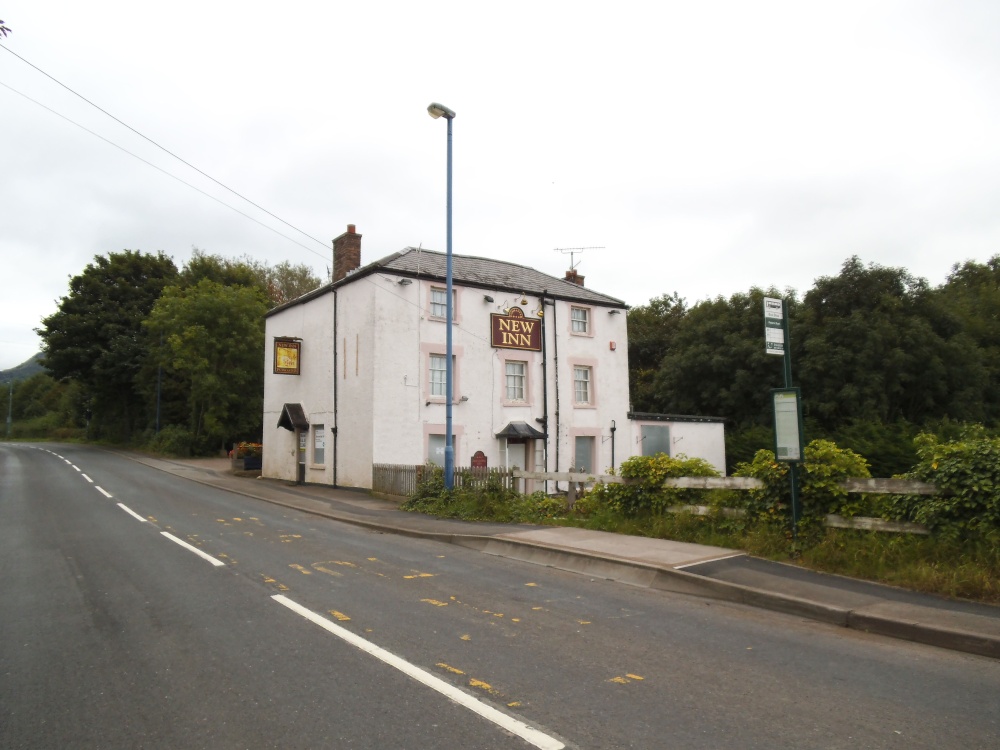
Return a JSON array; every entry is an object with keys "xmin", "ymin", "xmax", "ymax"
[{"xmin": 609, "ymin": 673, "xmax": 645, "ymax": 685}]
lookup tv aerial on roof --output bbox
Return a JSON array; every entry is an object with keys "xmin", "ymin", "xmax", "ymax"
[{"xmin": 555, "ymin": 246, "xmax": 604, "ymax": 271}]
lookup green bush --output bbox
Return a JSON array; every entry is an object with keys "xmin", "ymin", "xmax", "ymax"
[
  {"xmin": 735, "ymin": 439, "xmax": 871, "ymax": 524},
  {"xmin": 143, "ymin": 425, "xmax": 195, "ymax": 457},
  {"xmin": 401, "ymin": 466, "xmax": 568, "ymax": 523},
  {"xmin": 586, "ymin": 453, "xmax": 720, "ymax": 516},
  {"xmin": 890, "ymin": 428, "xmax": 1000, "ymax": 537}
]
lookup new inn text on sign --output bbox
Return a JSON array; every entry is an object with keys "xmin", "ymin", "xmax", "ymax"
[{"xmin": 491, "ymin": 307, "xmax": 542, "ymax": 351}]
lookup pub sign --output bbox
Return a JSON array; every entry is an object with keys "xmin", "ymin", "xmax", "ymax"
[
  {"xmin": 491, "ymin": 307, "xmax": 542, "ymax": 351},
  {"xmin": 274, "ymin": 338, "xmax": 301, "ymax": 375}
]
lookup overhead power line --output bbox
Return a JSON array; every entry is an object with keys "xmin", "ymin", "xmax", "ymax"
[
  {"xmin": 0, "ymin": 81, "xmax": 328, "ymax": 262},
  {"xmin": 0, "ymin": 44, "xmax": 331, "ymax": 256}
]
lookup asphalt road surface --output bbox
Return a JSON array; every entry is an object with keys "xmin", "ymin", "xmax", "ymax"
[{"xmin": 2, "ymin": 443, "xmax": 998, "ymax": 749}]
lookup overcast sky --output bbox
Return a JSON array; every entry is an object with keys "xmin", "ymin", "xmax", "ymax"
[{"xmin": 2, "ymin": 1, "xmax": 999, "ymax": 370}]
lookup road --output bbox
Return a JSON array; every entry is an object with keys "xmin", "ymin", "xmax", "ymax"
[{"xmin": 2, "ymin": 443, "xmax": 998, "ymax": 749}]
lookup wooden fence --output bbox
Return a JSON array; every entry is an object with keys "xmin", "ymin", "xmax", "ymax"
[
  {"xmin": 512, "ymin": 470, "xmax": 939, "ymax": 535},
  {"xmin": 372, "ymin": 464, "xmax": 515, "ymax": 498},
  {"xmin": 370, "ymin": 465, "xmax": 939, "ymax": 534}
]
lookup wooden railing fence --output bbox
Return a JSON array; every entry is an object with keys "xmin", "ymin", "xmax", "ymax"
[
  {"xmin": 512, "ymin": 470, "xmax": 939, "ymax": 535},
  {"xmin": 372, "ymin": 464, "xmax": 514, "ymax": 498},
  {"xmin": 371, "ymin": 465, "xmax": 940, "ymax": 535}
]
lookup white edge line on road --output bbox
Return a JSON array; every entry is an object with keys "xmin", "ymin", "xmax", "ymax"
[
  {"xmin": 82, "ymin": 474, "xmax": 94, "ymax": 483},
  {"xmin": 96, "ymin": 486, "xmax": 113, "ymax": 499},
  {"xmin": 160, "ymin": 532, "xmax": 226, "ymax": 567},
  {"xmin": 674, "ymin": 552, "xmax": 747, "ymax": 570},
  {"xmin": 116, "ymin": 503, "xmax": 148, "ymax": 523},
  {"xmin": 270, "ymin": 594, "xmax": 565, "ymax": 750}
]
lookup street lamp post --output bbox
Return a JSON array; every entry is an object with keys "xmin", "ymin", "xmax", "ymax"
[{"xmin": 427, "ymin": 102, "xmax": 456, "ymax": 489}]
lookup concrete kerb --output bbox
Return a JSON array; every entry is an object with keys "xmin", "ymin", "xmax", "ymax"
[
  {"xmin": 130, "ymin": 454, "xmax": 1000, "ymax": 660},
  {"xmin": 846, "ymin": 612, "xmax": 1000, "ymax": 660}
]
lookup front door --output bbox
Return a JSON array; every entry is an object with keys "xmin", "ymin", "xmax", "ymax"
[
  {"xmin": 504, "ymin": 441, "xmax": 527, "ymax": 494},
  {"xmin": 297, "ymin": 430, "xmax": 307, "ymax": 484}
]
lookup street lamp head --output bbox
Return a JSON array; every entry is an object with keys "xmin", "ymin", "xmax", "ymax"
[{"xmin": 427, "ymin": 102, "xmax": 456, "ymax": 120}]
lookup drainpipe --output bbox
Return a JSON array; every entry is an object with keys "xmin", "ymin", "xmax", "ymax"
[
  {"xmin": 332, "ymin": 288, "xmax": 339, "ymax": 488},
  {"xmin": 610, "ymin": 419, "xmax": 617, "ymax": 471},
  {"xmin": 551, "ymin": 298, "xmax": 561, "ymax": 493},
  {"xmin": 540, "ymin": 292, "xmax": 550, "ymax": 494}
]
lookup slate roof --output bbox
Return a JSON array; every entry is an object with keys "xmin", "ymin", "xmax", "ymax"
[
  {"xmin": 377, "ymin": 247, "xmax": 625, "ymax": 307},
  {"xmin": 268, "ymin": 246, "xmax": 626, "ymax": 317}
]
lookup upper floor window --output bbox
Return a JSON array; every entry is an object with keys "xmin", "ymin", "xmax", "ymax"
[
  {"xmin": 571, "ymin": 306, "xmax": 590, "ymax": 334},
  {"xmin": 430, "ymin": 354, "xmax": 447, "ymax": 396},
  {"xmin": 505, "ymin": 361, "xmax": 526, "ymax": 401},
  {"xmin": 573, "ymin": 365, "xmax": 592, "ymax": 404},
  {"xmin": 430, "ymin": 287, "xmax": 454, "ymax": 320}
]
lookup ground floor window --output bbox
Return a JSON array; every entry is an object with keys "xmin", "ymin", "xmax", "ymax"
[
  {"xmin": 427, "ymin": 433, "xmax": 457, "ymax": 466},
  {"xmin": 640, "ymin": 425, "xmax": 670, "ymax": 457},
  {"xmin": 574, "ymin": 436, "xmax": 595, "ymax": 473}
]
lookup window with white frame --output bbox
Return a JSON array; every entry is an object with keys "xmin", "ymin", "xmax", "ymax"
[
  {"xmin": 430, "ymin": 287, "xmax": 454, "ymax": 319},
  {"xmin": 571, "ymin": 306, "xmax": 590, "ymax": 334},
  {"xmin": 430, "ymin": 354, "xmax": 447, "ymax": 396},
  {"xmin": 505, "ymin": 361, "xmax": 526, "ymax": 401},
  {"xmin": 574, "ymin": 436, "xmax": 595, "ymax": 473},
  {"xmin": 573, "ymin": 365, "xmax": 592, "ymax": 404},
  {"xmin": 428, "ymin": 434, "xmax": 452, "ymax": 466}
]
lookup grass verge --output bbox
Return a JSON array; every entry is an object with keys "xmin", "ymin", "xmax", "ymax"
[{"xmin": 403, "ymin": 486, "xmax": 1000, "ymax": 605}]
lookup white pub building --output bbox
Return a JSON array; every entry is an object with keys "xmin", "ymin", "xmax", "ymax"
[{"xmin": 262, "ymin": 225, "xmax": 725, "ymax": 488}]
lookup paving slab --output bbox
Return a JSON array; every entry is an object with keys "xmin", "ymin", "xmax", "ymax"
[{"xmin": 496, "ymin": 526, "xmax": 742, "ymax": 568}]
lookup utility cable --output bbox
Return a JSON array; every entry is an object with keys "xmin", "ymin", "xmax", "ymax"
[
  {"xmin": 0, "ymin": 80, "xmax": 328, "ymax": 262},
  {"xmin": 1, "ymin": 44, "xmax": 331, "ymax": 252}
]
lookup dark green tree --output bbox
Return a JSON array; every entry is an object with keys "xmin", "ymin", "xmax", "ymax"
[
  {"xmin": 181, "ymin": 249, "xmax": 321, "ymax": 308},
  {"xmin": 797, "ymin": 257, "xmax": 981, "ymax": 428},
  {"xmin": 626, "ymin": 292, "xmax": 687, "ymax": 411},
  {"xmin": 144, "ymin": 278, "xmax": 269, "ymax": 452},
  {"xmin": 649, "ymin": 287, "xmax": 795, "ymax": 426},
  {"xmin": 935, "ymin": 256, "xmax": 1000, "ymax": 424},
  {"xmin": 37, "ymin": 250, "xmax": 178, "ymax": 439}
]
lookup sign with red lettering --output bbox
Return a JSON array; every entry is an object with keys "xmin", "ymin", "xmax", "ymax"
[{"xmin": 491, "ymin": 307, "xmax": 542, "ymax": 351}]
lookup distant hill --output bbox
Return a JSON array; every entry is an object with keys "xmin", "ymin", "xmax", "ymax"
[{"xmin": 1, "ymin": 353, "xmax": 46, "ymax": 383}]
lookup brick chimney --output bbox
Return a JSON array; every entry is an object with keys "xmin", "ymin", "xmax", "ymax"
[
  {"xmin": 564, "ymin": 268, "xmax": 585, "ymax": 286},
  {"xmin": 332, "ymin": 224, "xmax": 362, "ymax": 282}
]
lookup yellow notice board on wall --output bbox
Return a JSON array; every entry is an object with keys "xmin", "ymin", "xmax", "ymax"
[{"xmin": 274, "ymin": 339, "xmax": 301, "ymax": 375}]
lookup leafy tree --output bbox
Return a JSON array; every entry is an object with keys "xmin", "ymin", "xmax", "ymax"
[
  {"xmin": 627, "ymin": 292, "xmax": 687, "ymax": 411},
  {"xmin": 935, "ymin": 256, "xmax": 1000, "ymax": 423},
  {"xmin": 144, "ymin": 278, "xmax": 269, "ymax": 452},
  {"xmin": 181, "ymin": 249, "xmax": 321, "ymax": 307},
  {"xmin": 797, "ymin": 257, "xmax": 980, "ymax": 428},
  {"xmin": 180, "ymin": 249, "xmax": 261, "ymax": 290},
  {"xmin": 261, "ymin": 260, "xmax": 323, "ymax": 306},
  {"xmin": 649, "ymin": 287, "xmax": 796, "ymax": 427},
  {"xmin": 11, "ymin": 373, "xmax": 67, "ymax": 421},
  {"xmin": 37, "ymin": 250, "xmax": 178, "ymax": 439}
]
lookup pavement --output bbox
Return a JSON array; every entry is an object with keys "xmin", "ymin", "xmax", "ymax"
[{"xmin": 129, "ymin": 453, "xmax": 1000, "ymax": 660}]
